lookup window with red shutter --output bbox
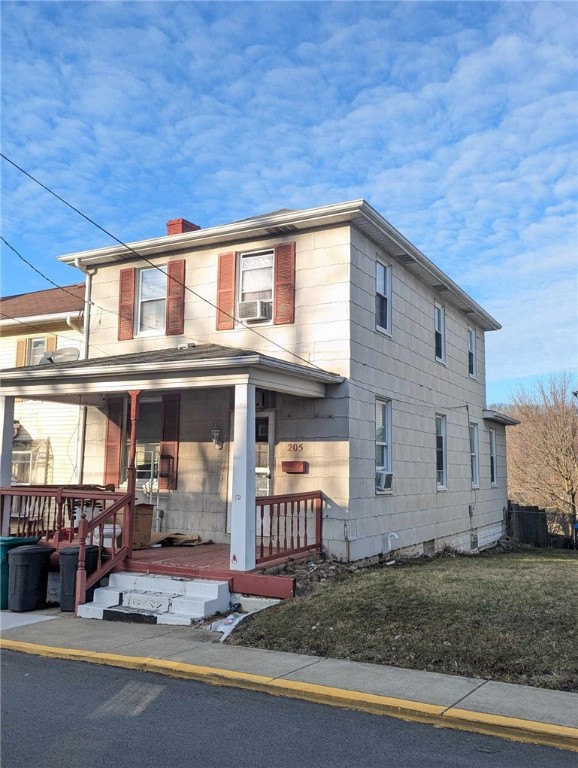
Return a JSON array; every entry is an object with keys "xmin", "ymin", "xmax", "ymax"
[
  {"xmin": 166, "ymin": 260, "xmax": 186, "ymax": 336},
  {"xmin": 273, "ymin": 241, "xmax": 296, "ymax": 325},
  {"xmin": 216, "ymin": 252, "xmax": 236, "ymax": 330},
  {"xmin": 118, "ymin": 268, "xmax": 136, "ymax": 340}
]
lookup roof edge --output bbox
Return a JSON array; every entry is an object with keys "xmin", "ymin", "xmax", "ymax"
[{"xmin": 483, "ymin": 409, "xmax": 520, "ymax": 426}]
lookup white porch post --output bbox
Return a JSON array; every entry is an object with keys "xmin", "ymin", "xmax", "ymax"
[
  {"xmin": 230, "ymin": 382, "xmax": 256, "ymax": 571},
  {"xmin": 0, "ymin": 396, "xmax": 15, "ymax": 535}
]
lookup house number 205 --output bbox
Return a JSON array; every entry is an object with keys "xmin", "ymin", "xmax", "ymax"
[{"xmin": 287, "ymin": 443, "xmax": 304, "ymax": 452}]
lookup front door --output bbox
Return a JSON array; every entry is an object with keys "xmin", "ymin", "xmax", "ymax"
[{"xmin": 255, "ymin": 412, "xmax": 274, "ymax": 497}]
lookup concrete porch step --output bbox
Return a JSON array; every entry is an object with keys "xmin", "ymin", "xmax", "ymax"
[{"xmin": 77, "ymin": 572, "xmax": 231, "ymax": 625}]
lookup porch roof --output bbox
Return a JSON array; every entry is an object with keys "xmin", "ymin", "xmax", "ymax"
[{"xmin": 0, "ymin": 343, "xmax": 344, "ymax": 403}]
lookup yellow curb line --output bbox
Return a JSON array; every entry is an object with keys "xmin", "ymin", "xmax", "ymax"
[{"xmin": 2, "ymin": 639, "xmax": 577, "ymax": 752}]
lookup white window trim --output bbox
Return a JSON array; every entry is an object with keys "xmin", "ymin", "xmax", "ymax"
[
  {"xmin": 376, "ymin": 398, "xmax": 392, "ymax": 493},
  {"xmin": 27, "ymin": 337, "xmax": 47, "ymax": 366},
  {"xmin": 435, "ymin": 303, "xmax": 446, "ymax": 363},
  {"xmin": 435, "ymin": 414, "xmax": 447, "ymax": 490},
  {"xmin": 489, "ymin": 428, "xmax": 497, "ymax": 487},
  {"xmin": 237, "ymin": 248, "xmax": 275, "ymax": 324},
  {"xmin": 467, "ymin": 328, "xmax": 477, "ymax": 378},
  {"xmin": 469, "ymin": 422, "xmax": 479, "ymax": 488},
  {"xmin": 135, "ymin": 266, "xmax": 167, "ymax": 337},
  {"xmin": 375, "ymin": 259, "xmax": 392, "ymax": 336}
]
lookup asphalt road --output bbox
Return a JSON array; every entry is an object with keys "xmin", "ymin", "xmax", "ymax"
[{"xmin": 1, "ymin": 652, "xmax": 573, "ymax": 768}]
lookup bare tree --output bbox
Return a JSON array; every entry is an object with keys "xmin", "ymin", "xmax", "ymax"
[{"xmin": 502, "ymin": 372, "xmax": 578, "ymax": 544}]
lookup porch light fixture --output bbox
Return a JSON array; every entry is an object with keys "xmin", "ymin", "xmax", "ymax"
[{"xmin": 210, "ymin": 429, "xmax": 222, "ymax": 450}]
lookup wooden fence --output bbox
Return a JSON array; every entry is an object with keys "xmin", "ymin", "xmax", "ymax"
[{"xmin": 505, "ymin": 501, "xmax": 550, "ymax": 547}]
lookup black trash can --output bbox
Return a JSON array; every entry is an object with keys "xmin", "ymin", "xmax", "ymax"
[
  {"xmin": 59, "ymin": 545, "xmax": 100, "ymax": 612},
  {"xmin": 8, "ymin": 545, "xmax": 55, "ymax": 612}
]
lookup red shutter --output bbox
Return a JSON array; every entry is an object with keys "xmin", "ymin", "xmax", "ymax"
[
  {"xmin": 166, "ymin": 260, "xmax": 186, "ymax": 336},
  {"xmin": 216, "ymin": 252, "xmax": 236, "ymax": 330},
  {"xmin": 273, "ymin": 241, "xmax": 296, "ymax": 325},
  {"xmin": 118, "ymin": 268, "xmax": 136, "ymax": 340},
  {"xmin": 159, "ymin": 393, "xmax": 180, "ymax": 490},
  {"xmin": 104, "ymin": 398, "xmax": 124, "ymax": 487}
]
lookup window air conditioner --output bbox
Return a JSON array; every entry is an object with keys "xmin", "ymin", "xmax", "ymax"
[
  {"xmin": 238, "ymin": 300, "xmax": 270, "ymax": 322},
  {"xmin": 376, "ymin": 470, "xmax": 393, "ymax": 491}
]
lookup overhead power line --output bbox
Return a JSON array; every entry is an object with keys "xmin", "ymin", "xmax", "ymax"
[
  {"xmin": 0, "ymin": 236, "xmax": 203, "ymax": 342},
  {"xmin": 1, "ymin": 153, "xmax": 326, "ymax": 372}
]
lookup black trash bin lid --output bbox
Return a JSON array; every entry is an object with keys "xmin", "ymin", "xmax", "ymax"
[
  {"xmin": 59, "ymin": 545, "xmax": 100, "ymax": 556},
  {"xmin": 7, "ymin": 545, "xmax": 55, "ymax": 557}
]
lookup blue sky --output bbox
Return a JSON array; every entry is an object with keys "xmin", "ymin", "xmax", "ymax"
[{"xmin": 1, "ymin": 1, "xmax": 576, "ymax": 404}]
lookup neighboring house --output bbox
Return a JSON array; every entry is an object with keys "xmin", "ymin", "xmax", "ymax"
[
  {"xmin": 0, "ymin": 284, "xmax": 85, "ymax": 484},
  {"xmin": 0, "ymin": 201, "xmax": 517, "ymax": 569}
]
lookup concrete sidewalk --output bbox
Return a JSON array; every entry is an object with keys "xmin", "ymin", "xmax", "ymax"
[{"xmin": 1, "ymin": 608, "xmax": 577, "ymax": 752}]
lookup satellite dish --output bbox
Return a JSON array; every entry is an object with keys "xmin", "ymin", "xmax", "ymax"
[{"xmin": 37, "ymin": 347, "xmax": 81, "ymax": 365}]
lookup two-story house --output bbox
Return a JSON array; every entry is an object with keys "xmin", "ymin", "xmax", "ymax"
[
  {"xmin": 0, "ymin": 200, "xmax": 517, "ymax": 573},
  {"xmin": 0, "ymin": 284, "xmax": 85, "ymax": 485}
]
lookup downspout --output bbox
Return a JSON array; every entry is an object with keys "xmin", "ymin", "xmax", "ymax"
[{"xmin": 69, "ymin": 259, "xmax": 96, "ymax": 484}]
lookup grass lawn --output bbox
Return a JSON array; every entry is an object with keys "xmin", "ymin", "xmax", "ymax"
[{"xmin": 229, "ymin": 549, "xmax": 578, "ymax": 691}]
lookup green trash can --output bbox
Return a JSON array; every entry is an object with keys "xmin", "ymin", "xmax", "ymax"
[{"xmin": 0, "ymin": 537, "xmax": 41, "ymax": 610}]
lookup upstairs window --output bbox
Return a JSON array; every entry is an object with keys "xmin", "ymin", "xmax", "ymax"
[
  {"xmin": 118, "ymin": 260, "xmax": 185, "ymax": 341},
  {"xmin": 375, "ymin": 260, "xmax": 392, "ymax": 334},
  {"xmin": 238, "ymin": 250, "xmax": 274, "ymax": 321},
  {"xmin": 137, "ymin": 267, "xmax": 167, "ymax": 335},
  {"xmin": 436, "ymin": 414, "xmax": 447, "ymax": 489},
  {"xmin": 15, "ymin": 336, "xmax": 56, "ymax": 367},
  {"xmin": 28, "ymin": 337, "xmax": 47, "ymax": 365},
  {"xmin": 216, "ymin": 242, "xmax": 295, "ymax": 330},
  {"xmin": 435, "ymin": 304, "xmax": 445, "ymax": 362},
  {"xmin": 467, "ymin": 328, "xmax": 477, "ymax": 377},
  {"xmin": 469, "ymin": 423, "xmax": 479, "ymax": 487}
]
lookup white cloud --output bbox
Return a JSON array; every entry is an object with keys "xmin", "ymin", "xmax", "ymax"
[{"xmin": 1, "ymin": 1, "xmax": 576, "ymax": 395}]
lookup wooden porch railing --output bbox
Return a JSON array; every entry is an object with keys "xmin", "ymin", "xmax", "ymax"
[
  {"xmin": 75, "ymin": 493, "xmax": 132, "ymax": 611},
  {"xmin": 0, "ymin": 485, "xmax": 132, "ymax": 613},
  {"xmin": 256, "ymin": 490, "xmax": 323, "ymax": 564}
]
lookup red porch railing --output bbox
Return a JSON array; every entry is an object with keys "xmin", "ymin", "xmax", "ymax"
[
  {"xmin": 256, "ymin": 490, "xmax": 323, "ymax": 564},
  {"xmin": 0, "ymin": 485, "xmax": 124, "ymax": 544},
  {"xmin": 75, "ymin": 493, "xmax": 132, "ymax": 611},
  {"xmin": 0, "ymin": 485, "xmax": 132, "ymax": 613}
]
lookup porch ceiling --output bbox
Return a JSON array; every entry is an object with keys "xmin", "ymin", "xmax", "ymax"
[{"xmin": 0, "ymin": 342, "xmax": 344, "ymax": 404}]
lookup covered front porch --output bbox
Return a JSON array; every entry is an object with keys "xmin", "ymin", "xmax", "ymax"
[{"xmin": 0, "ymin": 343, "xmax": 343, "ymax": 609}]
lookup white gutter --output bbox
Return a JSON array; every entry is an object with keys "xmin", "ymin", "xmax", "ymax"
[{"xmin": 0, "ymin": 311, "xmax": 82, "ymax": 328}]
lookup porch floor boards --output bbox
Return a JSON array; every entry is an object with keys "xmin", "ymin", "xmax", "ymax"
[{"xmin": 122, "ymin": 543, "xmax": 295, "ymax": 599}]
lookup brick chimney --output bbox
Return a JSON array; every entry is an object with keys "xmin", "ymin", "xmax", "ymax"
[{"xmin": 166, "ymin": 218, "xmax": 201, "ymax": 235}]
